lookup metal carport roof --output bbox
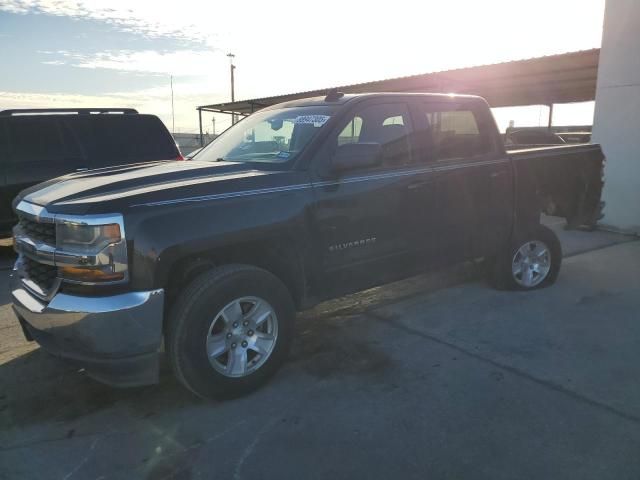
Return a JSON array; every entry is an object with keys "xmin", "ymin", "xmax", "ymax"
[{"xmin": 197, "ymin": 48, "xmax": 599, "ymax": 117}]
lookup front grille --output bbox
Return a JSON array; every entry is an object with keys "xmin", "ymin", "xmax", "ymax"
[
  {"xmin": 22, "ymin": 256, "xmax": 58, "ymax": 294},
  {"xmin": 18, "ymin": 217, "xmax": 56, "ymax": 245}
]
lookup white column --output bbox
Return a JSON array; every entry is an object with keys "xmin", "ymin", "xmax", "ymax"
[{"xmin": 592, "ymin": 0, "xmax": 640, "ymax": 233}]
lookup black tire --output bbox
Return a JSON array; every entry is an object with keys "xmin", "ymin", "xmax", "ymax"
[
  {"xmin": 166, "ymin": 264, "xmax": 295, "ymax": 400},
  {"xmin": 490, "ymin": 225, "xmax": 562, "ymax": 291}
]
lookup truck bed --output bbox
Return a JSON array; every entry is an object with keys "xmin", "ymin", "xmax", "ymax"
[{"xmin": 508, "ymin": 144, "xmax": 605, "ymax": 228}]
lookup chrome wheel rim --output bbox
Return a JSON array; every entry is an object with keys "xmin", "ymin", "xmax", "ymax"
[
  {"xmin": 511, "ymin": 240, "xmax": 551, "ymax": 288},
  {"xmin": 512, "ymin": 240, "xmax": 551, "ymax": 287},
  {"xmin": 206, "ymin": 296, "xmax": 278, "ymax": 378}
]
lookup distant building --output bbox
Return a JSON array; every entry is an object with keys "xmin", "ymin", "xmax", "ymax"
[{"xmin": 173, "ymin": 133, "xmax": 217, "ymax": 155}]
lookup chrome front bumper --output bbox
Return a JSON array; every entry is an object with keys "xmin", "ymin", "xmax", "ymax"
[{"xmin": 11, "ymin": 273, "xmax": 165, "ymax": 387}]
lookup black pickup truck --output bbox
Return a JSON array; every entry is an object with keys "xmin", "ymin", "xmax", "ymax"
[{"xmin": 10, "ymin": 93, "xmax": 604, "ymax": 399}]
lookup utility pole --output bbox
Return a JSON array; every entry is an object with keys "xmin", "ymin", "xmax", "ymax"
[
  {"xmin": 211, "ymin": 116, "xmax": 216, "ymax": 135},
  {"xmin": 227, "ymin": 52, "xmax": 236, "ymax": 124},
  {"xmin": 170, "ymin": 75, "xmax": 175, "ymax": 135}
]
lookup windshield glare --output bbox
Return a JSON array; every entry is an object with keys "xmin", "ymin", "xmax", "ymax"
[{"xmin": 198, "ymin": 106, "xmax": 333, "ymax": 164}]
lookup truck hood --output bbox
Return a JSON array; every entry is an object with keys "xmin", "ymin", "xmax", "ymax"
[{"xmin": 19, "ymin": 160, "xmax": 297, "ymax": 215}]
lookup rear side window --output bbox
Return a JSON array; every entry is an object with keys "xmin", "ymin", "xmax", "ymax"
[
  {"xmin": 417, "ymin": 103, "xmax": 492, "ymax": 162},
  {"xmin": 7, "ymin": 117, "xmax": 67, "ymax": 162},
  {"xmin": 82, "ymin": 115, "xmax": 178, "ymax": 167}
]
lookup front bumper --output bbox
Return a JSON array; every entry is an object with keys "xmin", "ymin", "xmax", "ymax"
[{"xmin": 11, "ymin": 273, "xmax": 165, "ymax": 387}]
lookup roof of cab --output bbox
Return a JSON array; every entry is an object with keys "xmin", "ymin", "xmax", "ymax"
[{"xmin": 262, "ymin": 92, "xmax": 485, "ymax": 111}]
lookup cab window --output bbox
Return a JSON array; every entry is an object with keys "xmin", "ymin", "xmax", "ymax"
[
  {"xmin": 417, "ymin": 103, "xmax": 493, "ymax": 162},
  {"xmin": 337, "ymin": 116, "xmax": 362, "ymax": 145},
  {"xmin": 335, "ymin": 103, "xmax": 413, "ymax": 168}
]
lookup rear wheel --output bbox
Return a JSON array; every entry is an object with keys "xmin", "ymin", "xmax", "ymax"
[
  {"xmin": 166, "ymin": 264, "xmax": 295, "ymax": 399},
  {"xmin": 490, "ymin": 225, "xmax": 561, "ymax": 291}
]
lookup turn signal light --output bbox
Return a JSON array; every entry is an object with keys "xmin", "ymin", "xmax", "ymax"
[{"xmin": 59, "ymin": 266, "xmax": 124, "ymax": 283}]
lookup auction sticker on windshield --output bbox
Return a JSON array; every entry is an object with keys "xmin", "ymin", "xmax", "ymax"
[{"xmin": 294, "ymin": 115, "xmax": 330, "ymax": 127}]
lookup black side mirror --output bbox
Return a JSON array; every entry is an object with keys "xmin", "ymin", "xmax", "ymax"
[{"xmin": 331, "ymin": 143, "xmax": 382, "ymax": 172}]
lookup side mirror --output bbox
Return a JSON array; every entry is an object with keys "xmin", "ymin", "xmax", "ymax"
[{"xmin": 331, "ymin": 143, "xmax": 382, "ymax": 172}]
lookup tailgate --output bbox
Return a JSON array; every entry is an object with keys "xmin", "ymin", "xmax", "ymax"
[{"xmin": 508, "ymin": 144, "xmax": 605, "ymax": 227}]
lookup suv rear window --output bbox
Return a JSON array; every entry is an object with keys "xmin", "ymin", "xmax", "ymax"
[
  {"xmin": 7, "ymin": 117, "xmax": 68, "ymax": 162},
  {"xmin": 76, "ymin": 115, "xmax": 178, "ymax": 167}
]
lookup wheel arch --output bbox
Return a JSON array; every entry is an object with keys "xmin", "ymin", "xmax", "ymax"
[{"xmin": 162, "ymin": 236, "xmax": 309, "ymax": 312}]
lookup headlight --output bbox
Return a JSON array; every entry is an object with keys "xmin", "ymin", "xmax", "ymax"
[
  {"xmin": 57, "ymin": 223, "xmax": 121, "ymax": 254},
  {"xmin": 55, "ymin": 218, "xmax": 128, "ymax": 284}
]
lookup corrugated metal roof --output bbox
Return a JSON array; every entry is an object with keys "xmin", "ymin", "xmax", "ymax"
[{"xmin": 198, "ymin": 48, "xmax": 599, "ymax": 115}]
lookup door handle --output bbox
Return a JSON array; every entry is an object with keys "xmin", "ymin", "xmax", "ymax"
[
  {"xmin": 489, "ymin": 171, "xmax": 506, "ymax": 178},
  {"xmin": 407, "ymin": 180, "xmax": 432, "ymax": 190}
]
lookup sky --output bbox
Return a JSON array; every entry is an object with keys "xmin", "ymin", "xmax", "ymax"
[{"xmin": 0, "ymin": 0, "xmax": 606, "ymax": 135}]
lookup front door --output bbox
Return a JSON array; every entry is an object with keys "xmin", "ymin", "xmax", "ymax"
[{"xmin": 310, "ymin": 100, "xmax": 423, "ymax": 297}]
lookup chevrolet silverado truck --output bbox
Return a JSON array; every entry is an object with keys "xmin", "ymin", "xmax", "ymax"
[{"xmin": 10, "ymin": 93, "xmax": 604, "ymax": 399}]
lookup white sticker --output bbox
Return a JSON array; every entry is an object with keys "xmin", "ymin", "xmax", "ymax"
[{"xmin": 294, "ymin": 115, "xmax": 330, "ymax": 127}]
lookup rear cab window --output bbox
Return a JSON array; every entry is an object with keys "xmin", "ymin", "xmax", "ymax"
[
  {"xmin": 7, "ymin": 117, "xmax": 68, "ymax": 162},
  {"xmin": 76, "ymin": 115, "xmax": 178, "ymax": 168}
]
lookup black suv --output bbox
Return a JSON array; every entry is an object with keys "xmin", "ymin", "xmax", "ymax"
[{"xmin": 0, "ymin": 108, "xmax": 181, "ymax": 236}]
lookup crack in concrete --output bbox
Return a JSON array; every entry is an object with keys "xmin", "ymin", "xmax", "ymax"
[
  {"xmin": 0, "ymin": 430, "xmax": 107, "ymax": 452},
  {"xmin": 366, "ymin": 310, "xmax": 640, "ymax": 425},
  {"xmin": 136, "ymin": 419, "xmax": 250, "ymax": 480},
  {"xmin": 62, "ymin": 435, "xmax": 101, "ymax": 480},
  {"xmin": 233, "ymin": 417, "xmax": 278, "ymax": 480}
]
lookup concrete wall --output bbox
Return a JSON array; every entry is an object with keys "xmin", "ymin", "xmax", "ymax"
[{"xmin": 592, "ymin": 0, "xmax": 640, "ymax": 233}]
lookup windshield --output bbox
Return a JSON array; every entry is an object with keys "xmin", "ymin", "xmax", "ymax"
[{"xmin": 197, "ymin": 106, "xmax": 334, "ymax": 164}]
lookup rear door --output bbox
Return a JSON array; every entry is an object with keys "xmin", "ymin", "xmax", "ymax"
[
  {"xmin": 412, "ymin": 100, "xmax": 513, "ymax": 263},
  {"xmin": 310, "ymin": 100, "xmax": 426, "ymax": 296}
]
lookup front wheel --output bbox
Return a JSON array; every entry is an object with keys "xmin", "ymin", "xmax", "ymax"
[
  {"xmin": 490, "ymin": 225, "xmax": 562, "ymax": 291},
  {"xmin": 166, "ymin": 264, "xmax": 295, "ymax": 399}
]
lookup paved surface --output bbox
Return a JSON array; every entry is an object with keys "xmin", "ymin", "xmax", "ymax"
[{"xmin": 1, "ymin": 229, "xmax": 640, "ymax": 479}]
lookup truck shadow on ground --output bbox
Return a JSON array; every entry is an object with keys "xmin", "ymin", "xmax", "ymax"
[
  {"xmin": 0, "ymin": 263, "xmax": 481, "ymax": 431},
  {"xmin": 0, "ymin": 319, "xmax": 394, "ymax": 430},
  {"xmin": 0, "ymin": 348, "xmax": 199, "ymax": 430}
]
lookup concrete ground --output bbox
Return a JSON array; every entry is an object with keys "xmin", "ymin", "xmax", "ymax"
[{"xmin": 1, "ymin": 225, "xmax": 639, "ymax": 480}]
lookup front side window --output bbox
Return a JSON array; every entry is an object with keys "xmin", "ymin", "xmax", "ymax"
[
  {"xmin": 337, "ymin": 116, "xmax": 362, "ymax": 145},
  {"xmin": 197, "ymin": 106, "xmax": 334, "ymax": 164},
  {"xmin": 418, "ymin": 104, "xmax": 492, "ymax": 161},
  {"xmin": 335, "ymin": 103, "xmax": 413, "ymax": 168}
]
